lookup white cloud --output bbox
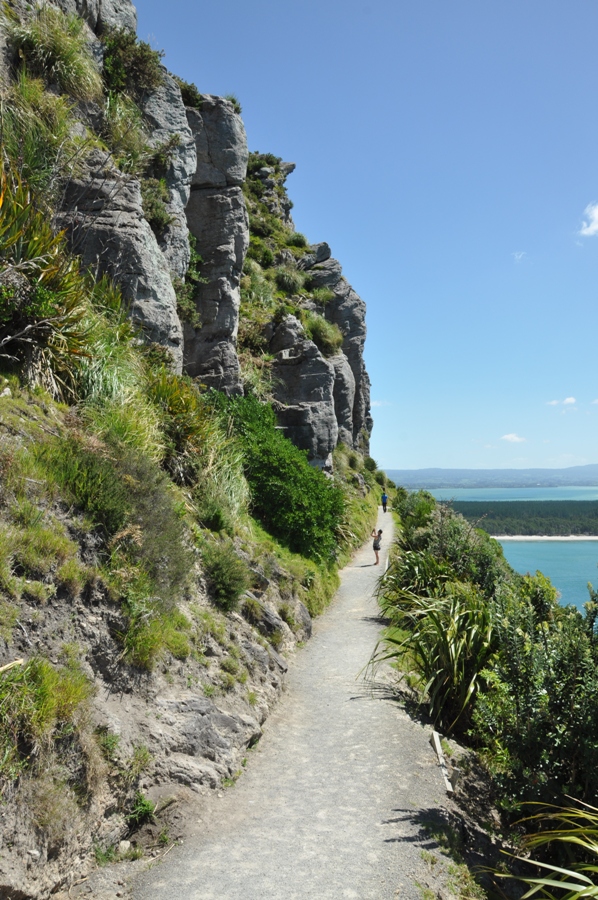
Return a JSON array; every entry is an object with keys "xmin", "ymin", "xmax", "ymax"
[
  {"xmin": 501, "ymin": 433, "xmax": 526, "ymax": 443},
  {"xmin": 592, "ymin": 400, "xmax": 598, "ymax": 405},
  {"xmin": 580, "ymin": 203, "xmax": 598, "ymax": 236},
  {"xmin": 371, "ymin": 400, "xmax": 391, "ymax": 408},
  {"xmin": 513, "ymin": 251, "xmax": 526, "ymax": 263},
  {"xmin": 547, "ymin": 397, "xmax": 577, "ymax": 406}
]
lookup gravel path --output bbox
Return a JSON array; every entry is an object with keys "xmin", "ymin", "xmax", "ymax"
[{"xmin": 133, "ymin": 510, "xmax": 450, "ymax": 900}]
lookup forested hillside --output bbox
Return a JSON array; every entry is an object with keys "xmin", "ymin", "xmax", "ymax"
[{"xmin": 452, "ymin": 499, "xmax": 598, "ymax": 534}]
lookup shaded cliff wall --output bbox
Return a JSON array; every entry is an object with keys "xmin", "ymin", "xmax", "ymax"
[{"xmin": 183, "ymin": 97, "xmax": 249, "ymax": 394}]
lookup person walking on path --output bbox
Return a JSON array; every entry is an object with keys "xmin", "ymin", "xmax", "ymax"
[
  {"xmin": 371, "ymin": 528, "xmax": 383, "ymax": 565},
  {"xmin": 381, "ymin": 491, "xmax": 388, "ymax": 512}
]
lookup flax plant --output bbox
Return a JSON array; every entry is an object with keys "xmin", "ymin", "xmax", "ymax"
[{"xmin": 498, "ymin": 801, "xmax": 598, "ymax": 900}]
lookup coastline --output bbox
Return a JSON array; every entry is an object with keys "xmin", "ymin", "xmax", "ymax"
[{"xmin": 494, "ymin": 535, "xmax": 598, "ymax": 542}]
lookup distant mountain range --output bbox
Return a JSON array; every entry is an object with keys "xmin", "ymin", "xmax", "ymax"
[{"xmin": 385, "ymin": 465, "xmax": 598, "ymax": 489}]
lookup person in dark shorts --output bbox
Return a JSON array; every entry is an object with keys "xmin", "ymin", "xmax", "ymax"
[
  {"xmin": 371, "ymin": 529, "xmax": 382, "ymax": 565},
  {"xmin": 381, "ymin": 491, "xmax": 388, "ymax": 512}
]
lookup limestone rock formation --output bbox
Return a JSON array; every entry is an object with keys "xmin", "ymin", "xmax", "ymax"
[
  {"xmin": 52, "ymin": 0, "xmax": 137, "ymax": 33},
  {"xmin": 331, "ymin": 352, "xmax": 356, "ymax": 448},
  {"xmin": 57, "ymin": 150, "xmax": 184, "ymax": 371},
  {"xmin": 139, "ymin": 70, "xmax": 197, "ymax": 280},
  {"xmin": 184, "ymin": 96, "xmax": 249, "ymax": 393},
  {"xmin": 270, "ymin": 320, "xmax": 339, "ymax": 469},
  {"xmin": 293, "ymin": 249, "xmax": 373, "ymax": 454},
  {"xmin": 325, "ymin": 278, "xmax": 373, "ymax": 451}
]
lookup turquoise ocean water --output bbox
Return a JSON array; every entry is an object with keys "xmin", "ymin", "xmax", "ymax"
[
  {"xmin": 429, "ymin": 486, "xmax": 598, "ymax": 502},
  {"xmin": 500, "ymin": 541, "xmax": 598, "ymax": 611},
  {"xmin": 425, "ymin": 486, "xmax": 598, "ymax": 611}
]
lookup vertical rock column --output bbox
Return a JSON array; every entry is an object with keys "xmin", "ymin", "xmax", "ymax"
[{"xmin": 184, "ymin": 96, "xmax": 249, "ymax": 394}]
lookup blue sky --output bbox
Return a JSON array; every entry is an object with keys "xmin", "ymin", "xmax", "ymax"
[{"xmin": 136, "ymin": 0, "xmax": 598, "ymax": 470}]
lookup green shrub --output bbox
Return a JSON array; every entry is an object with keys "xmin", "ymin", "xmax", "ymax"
[
  {"xmin": 311, "ymin": 287, "xmax": 335, "ymax": 304},
  {"xmin": 140, "ymin": 177, "xmax": 173, "ymax": 234},
  {"xmin": 274, "ymin": 267, "xmax": 304, "ymax": 296},
  {"xmin": 0, "ymin": 71, "xmax": 80, "ymax": 196},
  {"xmin": 247, "ymin": 152, "xmax": 281, "ymax": 175},
  {"xmin": 216, "ymin": 394, "xmax": 345, "ymax": 561},
  {"xmin": 303, "ymin": 313, "xmax": 344, "ymax": 357},
  {"xmin": 101, "ymin": 27, "xmax": 164, "ymax": 98},
  {"xmin": 95, "ymin": 726, "xmax": 120, "ymax": 762},
  {"xmin": 202, "ymin": 541, "xmax": 249, "ymax": 612},
  {"xmin": 4, "ymin": 5, "xmax": 103, "ymax": 101},
  {"xmin": 127, "ymin": 791, "xmax": 155, "ymax": 828},
  {"xmin": 279, "ymin": 603, "xmax": 296, "ymax": 631},
  {"xmin": 0, "ymin": 161, "xmax": 92, "ymax": 397},
  {"xmin": 375, "ymin": 471, "xmax": 386, "ymax": 486},
  {"xmin": 242, "ymin": 596, "xmax": 262, "ymax": 625},
  {"xmin": 12, "ymin": 521, "xmax": 75, "ymax": 578},
  {"xmin": 39, "ymin": 432, "xmax": 192, "ymax": 600},
  {"xmin": 286, "ymin": 232, "xmax": 308, "ymax": 248},
  {"xmin": 364, "ymin": 457, "xmax": 377, "ymax": 472},
  {"xmin": 102, "ymin": 92, "xmax": 149, "ymax": 174},
  {"xmin": 0, "ymin": 658, "xmax": 92, "ymax": 785},
  {"xmin": 173, "ymin": 234, "xmax": 205, "ymax": 329},
  {"xmin": 224, "ymin": 94, "xmax": 242, "ymax": 114},
  {"xmin": 174, "ymin": 77, "xmax": 203, "ymax": 109}
]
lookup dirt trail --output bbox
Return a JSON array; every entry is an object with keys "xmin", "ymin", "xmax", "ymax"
[{"xmin": 132, "ymin": 510, "xmax": 451, "ymax": 899}]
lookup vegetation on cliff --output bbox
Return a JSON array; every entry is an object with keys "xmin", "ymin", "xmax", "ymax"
[{"xmin": 0, "ymin": 7, "xmax": 384, "ymax": 885}]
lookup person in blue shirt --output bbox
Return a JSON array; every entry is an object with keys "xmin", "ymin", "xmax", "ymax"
[{"xmin": 381, "ymin": 491, "xmax": 388, "ymax": 513}]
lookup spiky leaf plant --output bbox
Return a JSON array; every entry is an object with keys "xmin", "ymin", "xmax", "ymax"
[{"xmin": 498, "ymin": 801, "xmax": 598, "ymax": 900}]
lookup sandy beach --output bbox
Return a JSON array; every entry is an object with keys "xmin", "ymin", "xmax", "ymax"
[{"xmin": 494, "ymin": 535, "xmax": 598, "ymax": 541}]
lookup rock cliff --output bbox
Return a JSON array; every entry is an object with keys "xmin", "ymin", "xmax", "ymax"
[{"xmin": 2, "ymin": 0, "xmax": 372, "ymax": 458}]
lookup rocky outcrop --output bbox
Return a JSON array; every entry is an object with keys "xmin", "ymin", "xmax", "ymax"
[
  {"xmin": 57, "ymin": 150, "xmax": 184, "ymax": 371},
  {"xmin": 52, "ymin": 0, "xmax": 137, "ymax": 33},
  {"xmin": 183, "ymin": 96, "xmax": 249, "ymax": 394},
  {"xmin": 139, "ymin": 70, "xmax": 197, "ymax": 280},
  {"xmin": 325, "ymin": 278, "xmax": 373, "ymax": 452},
  {"xmin": 269, "ymin": 318, "xmax": 339, "ymax": 469},
  {"xmin": 254, "ymin": 161, "xmax": 295, "ymax": 228},
  {"xmin": 292, "ymin": 248, "xmax": 372, "ymax": 454},
  {"xmin": 330, "ymin": 352, "xmax": 356, "ymax": 448}
]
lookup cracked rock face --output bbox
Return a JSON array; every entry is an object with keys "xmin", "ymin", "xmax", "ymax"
[
  {"xmin": 183, "ymin": 97, "xmax": 249, "ymax": 393},
  {"xmin": 325, "ymin": 279, "xmax": 373, "ymax": 452},
  {"xmin": 51, "ymin": 0, "xmax": 137, "ymax": 32},
  {"xmin": 296, "ymin": 250, "xmax": 373, "ymax": 454},
  {"xmin": 270, "ymin": 323, "xmax": 339, "ymax": 468},
  {"xmin": 140, "ymin": 71, "xmax": 197, "ymax": 280},
  {"xmin": 57, "ymin": 150, "xmax": 184, "ymax": 372},
  {"xmin": 330, "ymin": 352, "xmax": 356, "ymax": 448}
]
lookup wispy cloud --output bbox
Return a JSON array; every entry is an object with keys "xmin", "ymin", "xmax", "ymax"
[
  {"xmin": 512, "ymin": 251, "xmax": 526, "ymax": 263},
  {"xmin": 371, "ymin": 400, "xmax": 391, "ymax": 408},
  {"xmin": 592, "ymin": 400, "xmax": 598, "ymax": 405},
  {"xmin": 580, "ymin": 203, "xmax": 598, "ymax": 236},
  {"xmin": 547, "ymin": 397, "xmax": 576, "ymax": 406},
  {"xmin": 564, "ymin": 396, "xmax": 576, "ymax": 405},
  {"xmin": 547, "ymin": 400, "xmax": 559, "ymax": 406},
  {"xmin": 501, "ymin": 433, "xmax": 526, "ymax": 443}
]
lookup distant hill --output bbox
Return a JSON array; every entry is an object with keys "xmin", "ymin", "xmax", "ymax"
[{"xmin": 385, "ymin": 465, "xmax": 598, "ymax": 489}]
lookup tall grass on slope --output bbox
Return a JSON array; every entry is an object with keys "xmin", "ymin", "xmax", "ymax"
[
  {"xmin": 0, "ymin": 657, "xmax": 92, "ymax": 787},
  {"xmin": 3, "ymin": 4, "xmax": 103, "ymax": 101},
  {"xmin": 0, "ymin": 70, "xmax": 84, "ymax": 196},
  {"xmin": 0, "ymin": 160, "xmax": 90, "ymax": 396}
]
